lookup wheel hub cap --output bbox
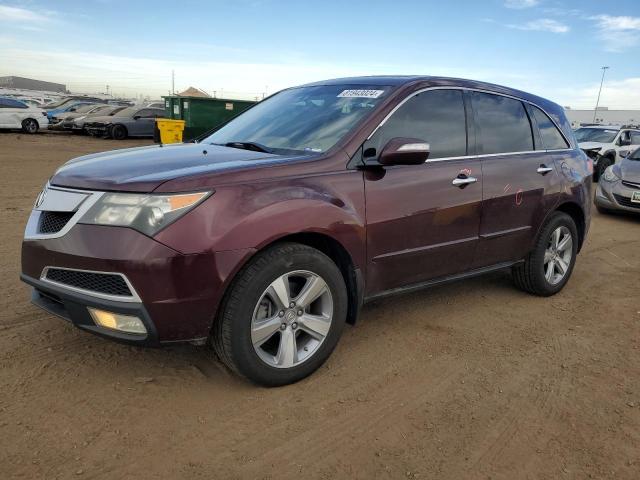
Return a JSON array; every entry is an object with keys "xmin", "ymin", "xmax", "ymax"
[
  {"xmin": 251, "ymin": 270, "xmax": 334, "ymax": 369},
  {"xmin": 543, "ymin": 226, "xmax": 573, "ymax": 286}
]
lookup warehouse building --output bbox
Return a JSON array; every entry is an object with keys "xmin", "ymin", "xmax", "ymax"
[
  {"xmin": 564, "ymin": 107, "xmax": 640, "ymax": 128},
  {"xmin": 0, "ymin": 76, "xmax": 67, "ymax": 93}
]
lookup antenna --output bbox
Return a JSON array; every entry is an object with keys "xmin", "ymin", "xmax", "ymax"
[{"xmin": 593, "ymin": 66, "xmax": 609, "ymax": 123}]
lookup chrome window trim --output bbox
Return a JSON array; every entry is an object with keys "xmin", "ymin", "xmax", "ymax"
[
  {"xmin": 24, "ymin": 186, "xmax": 104, "ymax": 241},
  {"xmin": 365, "ymin": 85, "xmax": 573, "ymax": 159},
  {"xmin": 40, "ymin": 266, "xmax": 142, "ymax": 303}
]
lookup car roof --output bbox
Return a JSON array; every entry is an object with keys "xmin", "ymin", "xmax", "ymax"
[{"xmin": 577, "ymin": 125, "xmax": 621, "ymax": 130}]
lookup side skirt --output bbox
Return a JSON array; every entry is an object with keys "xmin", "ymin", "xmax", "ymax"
[{"xmin": 364, "ymin": 260, "xmax": 522, "ymax": 303}]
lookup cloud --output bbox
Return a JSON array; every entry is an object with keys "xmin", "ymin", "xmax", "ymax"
[
  {"xmin": 508, "ymin": 18, "xmax": 569, "ymax": 33},
  {"xmin": 0, "ymin": 5, "xmax": 52, "ymax": 23},
  {"xmin": 555, "ymin": 77, "xmax": 640, "ymax": 110},
  {"xmin": 590, "ymin": 15, "xmax": 640, "ymax": 51},
  {"xmin": 504, "ymin": 0, "xmax": 539, "ymax": 9}
]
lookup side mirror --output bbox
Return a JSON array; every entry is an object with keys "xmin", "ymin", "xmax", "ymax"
[
  {"xmin": 378, "ymin": 137, "xmax": 430, "ymax": 166},
  {"xmin": 69, "ymin": 108, "xmax": 76, "ymax": 112},
  {"xmin": 133, "ymin": 115, "xmax": 141, "ymax": 120}
]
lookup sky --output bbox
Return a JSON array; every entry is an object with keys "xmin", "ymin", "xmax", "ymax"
[{"xmin": 0, "ymin": 0, "xmax": 639, "ymax": 108}]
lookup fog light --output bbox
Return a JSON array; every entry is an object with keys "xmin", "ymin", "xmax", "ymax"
[{"xmin": 88, "ymin": 308, "xmax": 147, "ymax": 335}]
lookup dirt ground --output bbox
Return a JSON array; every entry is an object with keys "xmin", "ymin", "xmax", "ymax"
[{"xmin": 0, "ymin": 131, "xmax": 638, "ymax": 480}]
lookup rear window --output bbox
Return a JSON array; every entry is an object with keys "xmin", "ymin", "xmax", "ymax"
[
  {"xmin": 531, "ymin": 106, "xmax": 569, "ymax": 150},
  {"xmin": 471, "ymin": 92, "xmax": 533, "ymax": 155}
]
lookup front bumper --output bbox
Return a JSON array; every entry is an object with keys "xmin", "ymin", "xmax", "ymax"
[
  {"xmin": 595, "ymin": 180, "xmax": 640, "ymax": 214},
  {"xmin": 85, "ymin": 124, "xmax": 109, "ymax": 136},
  {"xmin": 22, "ymin": 273, "xmax": 160, "ymax": 346},
  {"xmin": 22, "ymin": 223, "xmax": 255, "ymax": 344}
]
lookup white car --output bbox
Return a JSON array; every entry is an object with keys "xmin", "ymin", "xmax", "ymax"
[
  {"xmin": 575, "ymin": 125, "xmax": 640, "ymax": 180},
  {"xmin": 0, "ymin": 97, "xmax": 49, "ymax": 134}
]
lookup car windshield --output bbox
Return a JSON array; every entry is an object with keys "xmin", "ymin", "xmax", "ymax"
[
  {"xmin": 574, "ymin": 127, "xmax": 618, "ymax": 143},
  {"xmin": 112, "ymin": 106, "xmax": 137, "ymax": 117},
  {"xmin": 629, "ymin": 148, "xmax": 640, "ymax": 160},
  {"xmin": 75, "ymin": 104, "xmax": 100, "ymax": 113},
  {"xmin": 203, "ymin": 84, "xmax": 392, "ymax": 154}
]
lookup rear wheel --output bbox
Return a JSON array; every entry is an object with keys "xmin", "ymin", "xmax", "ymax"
[
  {"xmin": 512, "ymin": 212, "xmax": 578, "ymax": 296},
  {"xmin": 111, "ymin": 124, "xmax": 127, "ymax": 140},
  {"xmin": 213, "ymin": 242, "xmax": 348, "ymax": 386},
  {"xmin": 21, "ymin": 118, "xmax": 39, "ymax": 134}
]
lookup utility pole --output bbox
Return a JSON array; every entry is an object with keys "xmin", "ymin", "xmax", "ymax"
[
  {"xmin": 171, "ymin": 70, "xmax": 175, "ymax": 95},
  {"xmin": 593, "ymin": 66, "xmax": 609, "ymax": 123},
  {"xmin": 106, "ymin": 85, "xmax": 110, "ymax": 96}
]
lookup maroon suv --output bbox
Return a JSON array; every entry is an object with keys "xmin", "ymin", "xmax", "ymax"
[{"xmin": 21, "ymin": 76, "xmax": 591, "ymax": 386}]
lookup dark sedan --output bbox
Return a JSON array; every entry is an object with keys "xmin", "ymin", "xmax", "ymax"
[
  {"xmin": 85, "ymin": 107, "xmax": 165, "ymax": 139},
  {"xmin": 595, "ymin": 148, "xmax": 640, "ymax": 214}
]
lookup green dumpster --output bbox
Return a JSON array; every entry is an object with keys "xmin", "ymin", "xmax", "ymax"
[{"xmin": 162, "ymin": 95, "xmax": 256, "ymax": 141}]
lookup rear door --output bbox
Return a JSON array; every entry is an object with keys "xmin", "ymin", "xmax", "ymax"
[
  {"xmin": 471, "ymin": 92, "xmax": 566, "ymax": 267},
  {"xmin": 363, "ymin": 88, "xmax": 483, "ymax": 294}
]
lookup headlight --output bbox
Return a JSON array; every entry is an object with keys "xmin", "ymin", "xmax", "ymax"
[
  {"xmin": 80, "ymin": 191, "xmax": 211, "ymax": 236},
  {"xmin": 602, "ymin": 166, "xmax": 620, "ymax": 183}
]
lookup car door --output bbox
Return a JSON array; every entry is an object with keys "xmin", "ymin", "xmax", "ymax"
[
  {"xmin": 0, "ymin": 98, "xmax": 27, "ymax": 128},
  {"xmin": 129, "ymin": 108, "xmax": 157, "ymax": 136},
  {"xmin": 363, "ymin": 88, "xmax": 483, "ymax": 295},
  {"xmin": 471, "ymin": 92, "xmax": 566, "ymax": 268}
]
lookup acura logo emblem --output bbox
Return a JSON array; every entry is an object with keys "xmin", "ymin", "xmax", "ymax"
[{"xmin": 34, "ymin": 186, "xmax": 48, "ymax": 208}]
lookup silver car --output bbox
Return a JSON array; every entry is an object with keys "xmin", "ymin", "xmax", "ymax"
[{"xmin": 595, "ymin": 148, "xmax": 640, "ymax": 214}]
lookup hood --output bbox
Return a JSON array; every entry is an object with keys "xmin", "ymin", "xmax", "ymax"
[
  {"xmin": 578, "ymin": 142, "xmax": 605, "ymax": 151},
  {"xmin": 50, "ymin": 143, "xmax": 304, "ymax": 192},
  {"xmin": 618, "ymin": 158, "xmax": 640, "ymax": 181},
  {"xmin": 84, "ymin": 114, "xmax": 118, "ymax": 124}
]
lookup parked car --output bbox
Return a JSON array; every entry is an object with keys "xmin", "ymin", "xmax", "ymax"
[
  {"xmin": 51, "ymin": 104, "xmax": 117, "ymax": 131},
  {"xmin": 48, "ymin": 102, "xmax": 101, "ymax": 123},
  {"xmin": 21, "ymin": 76, "xmax": 591, "ymax": 386},
  {"xmin": 68, "ymin": 106, "xmax": 127, "ymax": 134},
  {"xmin": 575, "ymin": 125, "xmax": 640, "ymax": 181},
  {"xmin": 50, "ymin": 104, "xmax": 112, "ymax": 129},
  {"xmin": 595, "ymin": 146, "xmax": 640, "ymax": 214},
  {"xmin": 0, "ymin": 97, "xmax": 48, "ymax": 133},
  {"xmin": 84, "ymin": 107, "xmax": 165, "ymax": 139}
]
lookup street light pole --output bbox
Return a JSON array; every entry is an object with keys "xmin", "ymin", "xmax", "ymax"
[{"xmin": 593, "ymin": 66, "xmax": 609, "ymax": 123}]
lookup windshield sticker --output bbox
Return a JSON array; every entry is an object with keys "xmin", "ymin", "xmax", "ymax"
[{"xmin": 337, "ymin": 89, "xmax": 385, "ymax": 99}]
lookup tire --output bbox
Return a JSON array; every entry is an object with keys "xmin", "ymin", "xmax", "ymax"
[
  {"xmin": 21, "ymin": 118, "xmax": 39, "ymax": 134},
  {"xmin": 111, "ymin": 124, "xmax": 127, "ymax": 140},
  {"xmin": 512, "ymin": 212, "xmax": 578, "ymax": 297},
  {"xmin": 595, "ymin": 156, "xmax": 613, "ymax": 182},
  {"xmin": 213, "ymin": 242, "xmax": 348, "ymax": 386}
]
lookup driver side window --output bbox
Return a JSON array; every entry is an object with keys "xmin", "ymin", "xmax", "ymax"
[{"xmin": 364, "ymin": 89, "xmax": 467, "ymax": 160}]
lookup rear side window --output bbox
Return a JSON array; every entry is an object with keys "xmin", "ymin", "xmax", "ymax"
[
  {"xmin": 471, "ymin": 92, "xmax": 533, "ymax": 154},
  {"xmin": 531, "ymin": 106, "xmax": 569, "ymax": 150},
  {"xmin": 366, "ymin": 89, "xmax": 467, "ymax": 159},
  {"xmin": 630, "ymin": 131, "xmax": 640, "ymax": 144},
  {"xmin": 0, "ymin": 98, "xmax": 27, "ymax": 108}
]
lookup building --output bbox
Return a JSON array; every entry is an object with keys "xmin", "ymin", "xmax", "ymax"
[
  {"xmin": 0, "ymin": 76, "xmax": 67, "ymax": 93},
  {"xmin": 564, "ymin": 107, "xmax": 640, "ymax": 128}
]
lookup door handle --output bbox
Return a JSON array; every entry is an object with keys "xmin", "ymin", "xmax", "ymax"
[
  {"xmin": 452, "ymin": 176, "xmax": 478, "ymax": 187},
  {"xmin": 537, "ymin": 165, "xmax": 553, "ymax": 175}
]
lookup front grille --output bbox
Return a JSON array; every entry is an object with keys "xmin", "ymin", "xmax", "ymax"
[
  {"xmin": 613, "ymin": 194, "xmax": 640, "ymax": 209},
  {"xmin": 45, "ymin": 268, "xmax": 133, "ymax": 297},
  {"xmin": 622, "ymin": 180, "xmax": 640, "ymax": 190},
  {"xmin": 38, "ymin": 211, "xmax": 75, "ymax": 234}
]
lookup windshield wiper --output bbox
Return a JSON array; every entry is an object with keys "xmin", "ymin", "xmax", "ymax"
[{"xmin": 223, "ymin": 141, "xmax": 272, "ymax": 153}]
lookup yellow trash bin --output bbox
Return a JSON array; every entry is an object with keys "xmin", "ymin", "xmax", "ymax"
[{"xmin": 155, "ymin": 119, "xmax": 185, "ymax": 144}]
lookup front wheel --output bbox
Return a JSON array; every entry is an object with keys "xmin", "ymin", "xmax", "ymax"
[
  {"xmin": 512, "ymin": 212, "xmax": 578, "ymax": 296},
  {"xmin": 213, "ymin": 243, "xmax": 348, "ymax": 386},
  {"xmin": 111, "ymin": 124, "xmax": 127, "ymax": 140},
  {"xmin": 21, "ymin": 118, "xmax": 39, "ymax": 134}
]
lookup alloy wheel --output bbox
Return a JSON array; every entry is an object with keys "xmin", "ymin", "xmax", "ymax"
[
  {"xmin": 251, "ymin": 270, "xmax": 333, "ymax": 369},
  {"xmin": 543, "ymin": 226, "xmax": 573, "ymax": 286}
]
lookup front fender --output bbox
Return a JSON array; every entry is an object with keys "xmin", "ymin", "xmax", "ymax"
[{"xmin": 155, "ymin": 170, "xmax": 367, "ymax": 270}]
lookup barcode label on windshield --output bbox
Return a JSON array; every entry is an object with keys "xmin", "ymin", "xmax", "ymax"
[{"xmin": 337, "ymin": 89, "xmax": 384, "ymax": 98}]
